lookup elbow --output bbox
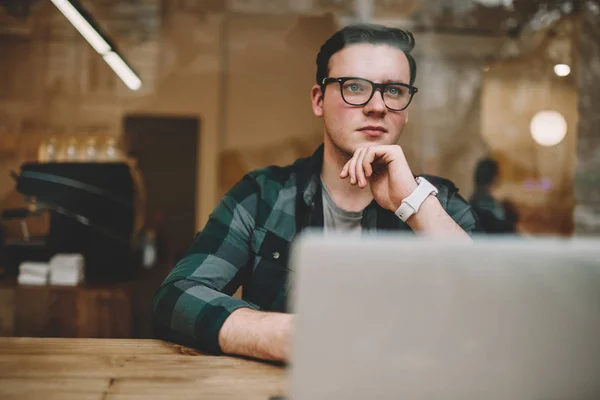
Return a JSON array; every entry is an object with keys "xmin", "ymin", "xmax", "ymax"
[{"xmin": 152, "ymin": 282, "xmax": 177, "ymax": 342}]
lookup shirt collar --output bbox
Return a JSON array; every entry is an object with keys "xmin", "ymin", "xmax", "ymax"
[{"xmin": 297, "ymin": 144, "xmax": 324, "ymax": 206}]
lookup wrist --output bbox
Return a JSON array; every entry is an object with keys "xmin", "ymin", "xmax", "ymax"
[
  {"xmin": 274, "ymin": 313, "xmax": 293, "ymax": 361},
  {"xmin": 391, "ymin": 180, "xmax": 418, "ymax": 211},
  {"xmin": 219, "ymin": 309, "xmax": 293, "ymax": 362},
  {"xmin": 405, "ymin": 195, "xmax": 440, "ymax": 229},
  {"xmin": 394, "ymin": 177, "xmax": 438, "ymax": 221},
  {"xmin": 256, "ymin": 312, "xmax": 293, "ymax": 362}
]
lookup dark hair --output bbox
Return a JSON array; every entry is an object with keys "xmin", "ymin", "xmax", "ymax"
[
  {"xmin": 316, "ymin": 24, "xmax": 417, "ymax": 88},
  {"xmin": 474, "ymin": 158, "xmax": 499, "ymax": 187}
]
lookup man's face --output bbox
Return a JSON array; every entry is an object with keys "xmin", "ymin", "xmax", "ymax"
[{"xmin": 311, "ymin": 44, "xmax": 413, "ymax": 157}]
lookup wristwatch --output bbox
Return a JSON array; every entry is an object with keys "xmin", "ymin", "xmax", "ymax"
[{"xmin": 395, "ymin": 177, "xmax": 438, "ymax": 222}]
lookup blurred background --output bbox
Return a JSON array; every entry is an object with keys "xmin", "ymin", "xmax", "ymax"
[{"xmin": 0, "ymin": 0, "xmax": 598, "ymax": 339}]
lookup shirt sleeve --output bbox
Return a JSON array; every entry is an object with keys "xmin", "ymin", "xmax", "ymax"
[
  {"xmin": 424, "ymin": 175, "xmax": 483, "ymax": 236},
  {"xmin": 445, "ymin": 191, "xmax": 483, "ymax": 236},
  {"xmin": 153, "ymin": 175, "xmax": 260, "ymax": 354}
]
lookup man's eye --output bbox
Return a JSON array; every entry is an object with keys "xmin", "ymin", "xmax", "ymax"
[{"xmin": 386, "ymin": 86, "xmax": 403, "ymax": 96}]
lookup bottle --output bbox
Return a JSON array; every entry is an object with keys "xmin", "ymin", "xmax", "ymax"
[
  {"xmin": 65, "ymin": 137, "xmax": 79, "ymax": 161},
  {"xmin": 140, "ymin": 229, "xmax": 157, "ymax": 269},
  {"xmin": 38, "ymin": 140, "xmax": 47, "ymax": 162},
  {"xmin": 103, "ymin": 137, "xmax": 121, "ymax": 161},
  {"xmin": 40, "ymin": 137, "xmax": 58, "ymax": 162},
  {"xmin": 84, "ymin": 136, "xmax": 97, "ymax": 161}
]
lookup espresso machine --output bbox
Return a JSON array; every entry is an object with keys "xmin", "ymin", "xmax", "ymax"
[{"xmin": 2, "ymin": 161, "xmax": 139, "ymax": 282}]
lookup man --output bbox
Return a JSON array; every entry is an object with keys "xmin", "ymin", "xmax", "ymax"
[
  {"xmin": 469, "ymin": 158, "xmax": 518, "ymax": 234},
  {"xmin": 153, "ymin": 24, "xmax": 479, "ymax": 363}
]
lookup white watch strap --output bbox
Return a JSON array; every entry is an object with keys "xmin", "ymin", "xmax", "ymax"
[{"xmin": 395, "ymin": 177, "xmax": 438, "ymax": 222}]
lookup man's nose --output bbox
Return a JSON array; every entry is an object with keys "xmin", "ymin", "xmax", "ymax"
[{"xmin": 363, "ymin": 89, "xmax": 387, "ymax": 115}]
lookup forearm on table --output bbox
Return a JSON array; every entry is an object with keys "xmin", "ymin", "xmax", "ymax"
[
  {"xmin": 407, "ymin": 196, "xmax": 472, "ymax": 240},
  {"xmin": 153, "ymin": 277, "xmax": 257, "ymax": 355},
  {"xmin": 218, "ymin": 308, "xmax": 293, "ymax": 362}
]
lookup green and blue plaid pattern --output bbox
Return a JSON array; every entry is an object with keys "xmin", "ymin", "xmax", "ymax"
[{"xmin": 153, "ymin": 145, "xmax": 480, "ymax": 354}]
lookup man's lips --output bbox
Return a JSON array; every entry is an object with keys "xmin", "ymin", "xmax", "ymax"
[{"xmin": 359, "ymin": 126, "xmax": 387, "ymax": 137}]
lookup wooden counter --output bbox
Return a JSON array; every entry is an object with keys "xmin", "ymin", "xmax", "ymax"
[
  {"xmin": 0, "ymin": 277, "xmax": 132, "ymax": 338},
  {"xmin": 0, "ymin": 337, "xmax": 287, "ymax": 400}
]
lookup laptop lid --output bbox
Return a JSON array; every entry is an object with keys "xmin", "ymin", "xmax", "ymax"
[{"xmin": 289, "ymin": 234, "xmax": 600, "ymax": 400}]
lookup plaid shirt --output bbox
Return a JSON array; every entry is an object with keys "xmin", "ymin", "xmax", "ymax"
[{"xmin": 153, "ymin": 145, "xmax": 480, "ymax": 354}]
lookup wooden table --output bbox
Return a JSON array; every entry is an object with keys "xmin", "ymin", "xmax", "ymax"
[{"xmin": 0, "ymin": 338, "xmax": 287, "ymax": 400}]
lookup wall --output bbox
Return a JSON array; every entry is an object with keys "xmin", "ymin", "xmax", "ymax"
[
  {"xmin": 482, "ymin": 63, "xmax": 578, "ymax": 235},
  {"xmin": 407, "ymin": 33, "xmax": 504, "ymax": 197},
  {"xmin": 480, "ymin": 19, "xmax": 578, "ymax": 235}
]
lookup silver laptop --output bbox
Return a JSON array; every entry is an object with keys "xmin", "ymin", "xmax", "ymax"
[{"xmin": 288, "ymin": 233, "xmax": 600, "ymax": 400}]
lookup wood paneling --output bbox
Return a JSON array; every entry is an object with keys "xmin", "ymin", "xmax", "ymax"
[
  {"xmin": 0, "ymin": 287, "xmax": 15, "ymax": 336},
  {"xmin": 0, "ymin": 280, "xmax": 132, "ymax": 338}
]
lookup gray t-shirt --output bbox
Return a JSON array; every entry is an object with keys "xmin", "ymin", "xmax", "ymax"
[{"xmin": 321, "ymin": 180, "xmax": 363, "ymax": 234}]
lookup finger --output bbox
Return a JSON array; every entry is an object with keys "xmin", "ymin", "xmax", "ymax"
[
  {"xmin": 364, "ymin": 146, "xmax": 382, "ymax": 175},
  {"xmin": 340, "ymin": 159, "xmax": 351, "ymax": 178},
  {"xmin": 348, "ymin": 150, "xmax": 360, "ymax": 185},
  {"xmin": 365, "ymin": 145, "xmax": 393, "ymax": 170},
  {"xmin": 355, "ymin": 149, "xmax": 368, "ymax": 188},
  {"xmin": 362, "ymin": 148, "xmax": 374, "ymax": 178}
]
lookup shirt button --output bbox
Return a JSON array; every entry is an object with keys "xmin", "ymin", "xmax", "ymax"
[{"xmin": 272, "ymin": 251, "xmax": 280, "ymax": 260}]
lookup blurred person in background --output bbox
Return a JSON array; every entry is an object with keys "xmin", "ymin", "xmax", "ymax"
[
  {"xmin": 154, "ymin": 24, "xmax": 480, "ymax": 363},
  {"xmin": 469, "ymin": 158, "xmax": 519, "ymax": 234}
]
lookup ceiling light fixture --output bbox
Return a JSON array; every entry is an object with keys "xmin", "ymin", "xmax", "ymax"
[
  {"xmin": 554, "ymin": 63, "xmax": 571, "ymax": 77},
  {"xmin": 50, "ymin": 0, "xmax": 142, "ymax": 91},
  {"xmin": 530, "ymin": 110, "xmax": 568, "ymax": 147}
]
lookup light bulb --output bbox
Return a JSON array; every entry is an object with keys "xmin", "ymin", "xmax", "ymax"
[
  {"xmin": 554, "ymin": 64, "xmax": 571, "ymax": 77},
  {"xmin": 530, "ymin": 110, "xmax": 567, "ymax": 147}
]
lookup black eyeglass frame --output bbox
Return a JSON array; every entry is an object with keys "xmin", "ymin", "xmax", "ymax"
[{"xmin": 321, "ymin": 76, "xmax": 418, "ymax": 111}]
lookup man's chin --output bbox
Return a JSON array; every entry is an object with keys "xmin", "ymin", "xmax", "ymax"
[
  {"xmin": 327, "ymin": 134, "xmax": 394, "ymax": 157},
  {"xmin": 349, "ymin": 136, "xmax": 390, "ymax": 150},
  {"xmin": 335, "ymin": 143, "xmax": 379, "ymax": 158}
]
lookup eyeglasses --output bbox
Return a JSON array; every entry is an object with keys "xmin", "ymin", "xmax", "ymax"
[{"xmin": 321, "ymin": 77, "xmax": 418, "ymax": 111}]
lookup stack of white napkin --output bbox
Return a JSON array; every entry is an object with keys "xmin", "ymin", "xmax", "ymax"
[
  {"xmin": 49, "ymin": 254, "xmax": 85, "ymax": 286},
  {"xmin": 18, "ymin": 262, "xmax": 50, "ymax": 285}
]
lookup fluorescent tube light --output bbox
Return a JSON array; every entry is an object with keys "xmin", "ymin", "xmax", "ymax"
[
  {"xmin": 50, "ymin": 0, "xmax": 111, "ymax": 54},
  {"xmin": 51, "ymin": 0, "xmax": 142, "ymax": 91},
  {"xmin": 103, "ymin": 51, "xmax": 142, "ymax": 91}
]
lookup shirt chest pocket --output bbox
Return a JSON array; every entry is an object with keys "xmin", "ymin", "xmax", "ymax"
[
  {"xmin": 250, "ymin": 227, "xmax": 292, "ymax": 270},
  {"xmin": 248, "ymin": 227, "xmax": 293, "ymax": 311}
]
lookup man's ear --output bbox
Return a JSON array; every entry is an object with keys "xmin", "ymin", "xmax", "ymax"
[
  {"xmin": 404, "ymin": 112, "xmax": 409, "ymax": 124},
  {"xmin": 311, "ymin": 85, "xmax": 324, "ymax": 117}
]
